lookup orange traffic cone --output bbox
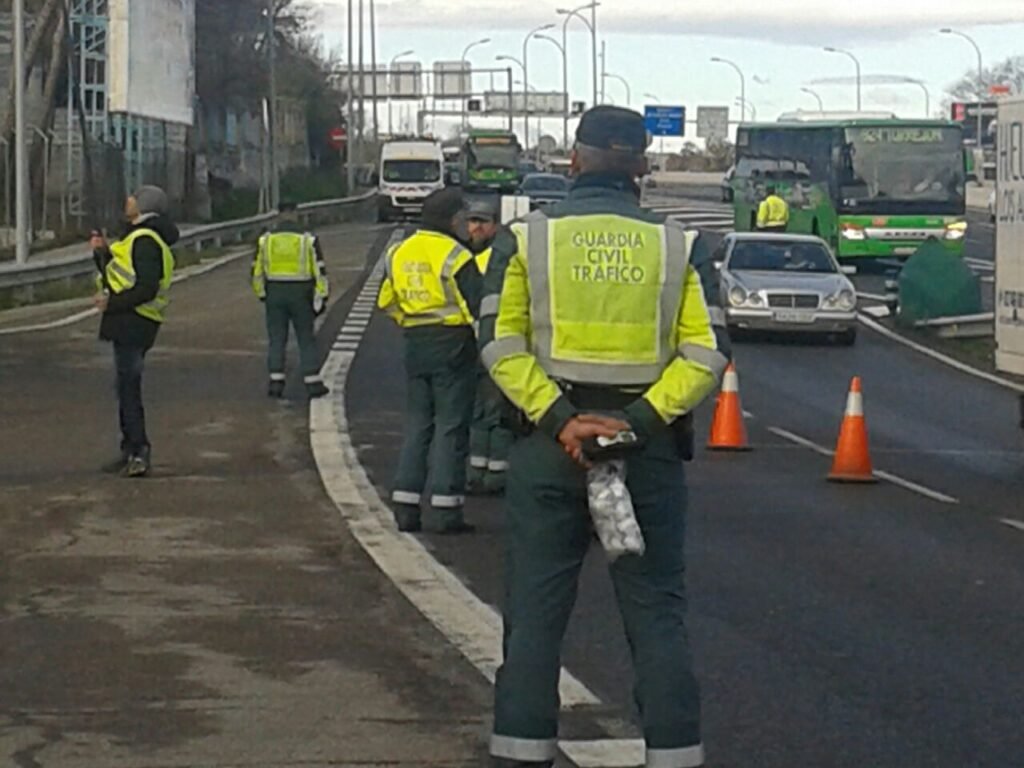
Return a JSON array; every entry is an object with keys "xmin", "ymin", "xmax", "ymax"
[
  {"xmin": 707, "ymin": 363, "xmax": 751, "ymax": 451},
  {"xmin": 828, "ymin": 377, "xmax": 877, "ymax": 483}
]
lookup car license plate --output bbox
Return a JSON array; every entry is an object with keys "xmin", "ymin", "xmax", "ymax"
[{"xmin": 774, "ymin": 310, "xmax": 816, "ymax": 324}]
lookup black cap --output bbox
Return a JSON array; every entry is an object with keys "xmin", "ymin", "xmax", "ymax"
[
  {"xmin": 422, "ymin": 187, "xmax": 465, "ymax": 233},
  {"xmin": 466, "ymin": 199, "xmax": 496, "ymax": 222},
  {"xmin": 575, "ymin": 105, "xmax": 649, "ymax": 154}
]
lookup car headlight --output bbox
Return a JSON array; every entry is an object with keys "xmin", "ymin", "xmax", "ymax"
[
  {"xmin": 728, "ymin": 286, "xmax": 748, "ymax": 307},
  {"xmin": 837, "ymin": 289, "xmax": 856, "ymax": 311},
  {"xmin": 944, "ymin": 221, "xmax": 967, "ymax": 240},
  {"xmin": 747, "ymin": 292, "xmax": 764, "ymax": 307},
  {"xmin": 840, "ymin": 225, "xmax": 866, "ymax": 241}
]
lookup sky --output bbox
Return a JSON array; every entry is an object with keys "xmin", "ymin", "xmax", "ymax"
[{"xmin": 309, "ymin": 0, "xmax": 1024, "ymax": 148}]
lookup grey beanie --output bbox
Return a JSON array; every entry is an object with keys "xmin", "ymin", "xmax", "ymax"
[{"xmin": 133, "ymin": 185, "xmax": 169, "ymax": 216}]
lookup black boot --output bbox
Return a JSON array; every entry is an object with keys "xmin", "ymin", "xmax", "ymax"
[
  {"xmin": 123, "ymin": 447, "xmax": 151, "ymax": 478},
  {"xmin": 268, "ymin": 380, "xmax": 285, "ymax": 399},
  {"xmin": 306, "ymin": 381, "xmax": 330, "ymax": 399},
  {"xmin": 393, "ymin": 506, "xmax": 422, "ymax": 533}
]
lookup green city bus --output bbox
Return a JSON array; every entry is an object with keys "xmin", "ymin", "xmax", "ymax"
[
  {"xmin": 731, "ymin": 119, "xmax": 968, "ymax": 259},
  {"xmin": 462, "ymin": 129, "xmax": 522, "ymax": 193}
]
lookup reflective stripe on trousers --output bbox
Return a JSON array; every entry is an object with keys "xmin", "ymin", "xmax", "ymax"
[
  {"xmin": 489, "ymin": 734, "xmax": 558, "ymax": 763},
  {"xmin": 523, "ymin": 213, "xmax": 696, "ymax": 386}
]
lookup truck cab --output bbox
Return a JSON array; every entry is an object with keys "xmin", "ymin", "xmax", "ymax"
[{"xmin": 377, "ymin": 140, "xmax": 445, "ymax": 223}]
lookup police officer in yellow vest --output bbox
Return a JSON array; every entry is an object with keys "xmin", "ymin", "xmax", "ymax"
[
  {"xmin": 756, "ymin": 184, "xmax": 790, "ymax": 231},
  {"xmin": 377, "ymin": 188, "xmax": 482, "ymax": 534},
  {"xmin": 252, "ymin": 201, "xmax": 330, "ymax": 399},
  {"xmin": 91, "ymin": 186, "xmax": 178, "ymax": 478},
  {"xmin": 478, "ymin": 107, "xmax": 730, "ymax": 768}
]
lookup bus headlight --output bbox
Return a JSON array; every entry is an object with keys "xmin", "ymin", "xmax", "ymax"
[
  {"xmin": 728, "ymin": 286, "xmax": 748, "ymax": 307},
  {"xmin": 840, "ymin": 224, "xmax": 866, "ymax": 241},
  {"xmin": 944, "ymin": 221, "xmax": 967, "ymax": 240}
]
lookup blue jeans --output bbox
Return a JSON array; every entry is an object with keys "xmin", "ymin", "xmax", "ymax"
[{"xmin": 113, "ymin": 342, "xmax": 149, "ymax": 456}]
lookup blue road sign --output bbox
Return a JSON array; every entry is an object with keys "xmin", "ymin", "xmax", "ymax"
[{"xmin": 644, "ymin": 105, "xmax": 686, "ymax": 137}]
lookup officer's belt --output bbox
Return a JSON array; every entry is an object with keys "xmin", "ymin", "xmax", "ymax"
[{"xmin": 557, "ymin": 381, "xmax": 645, "ymax": 412}]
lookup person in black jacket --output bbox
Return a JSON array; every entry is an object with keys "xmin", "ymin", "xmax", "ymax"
[{"xmin": 91, "ymin": 186, "xmax": 179, "ymax": 477}]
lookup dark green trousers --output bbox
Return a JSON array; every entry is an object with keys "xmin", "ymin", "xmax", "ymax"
[
  {"xmin": 491, "ymin": 423, "xmax": 702, "ymax": 767},
  {"xmin": 468, "ymin": 370, "xmax": 513, "ymax": 491},
  {"xmin": 392, "ymin": 326, "xmax": 476, "ymax": 524},
  {"xmin": 265, "ymin": 282, "xmax": 320, "ymax": 384}
]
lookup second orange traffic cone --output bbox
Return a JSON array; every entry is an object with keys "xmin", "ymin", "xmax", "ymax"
[
  {"xmin": 707, "ymin": 363, "xmax": 751, "ymax": 451},
  {"xmin": 828, "ymin": 377, "xmax": 877, "ymax": 483}
]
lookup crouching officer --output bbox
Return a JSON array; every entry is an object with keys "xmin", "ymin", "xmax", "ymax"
[
  {"xmin": 377, "ymin": 188, "xmax": 482, "ymax": 534},
  {"xmin": 466, "ymin": 200, "xmax": 513, "ymax": 494},
  {"xmin": 252, "ymin": 201, "xmax": 330, "ymax": 399},
  {"xmin": 478, "ymin": 106, "xmax": 731, "ymax": 768}
]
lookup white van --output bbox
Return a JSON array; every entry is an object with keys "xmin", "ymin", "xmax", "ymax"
[{"xmin": 377, "ymin": 140, "xmax": 445, "ymax": 222}]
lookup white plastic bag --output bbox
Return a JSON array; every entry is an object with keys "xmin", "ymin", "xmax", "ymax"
[{"xmin": 586, "ymin": 460, "xmax": 645, "ymax": 561}]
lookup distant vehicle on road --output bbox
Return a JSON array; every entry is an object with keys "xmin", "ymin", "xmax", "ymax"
[
  {"xmin": 547, "ymin": 157, "xmax": 573, "ymax": 177},
  {"xmin": 519, "ymin": 173, "xmax": 570, "ymax": 209},
  {"xmin": 714, "ymin": 232, "xmax": 858, "ymax": 345},
  {"xmin": 730, "ymin": 119, "xmax": 968, "ymax": 261},
  {"xmin": 376, "ymin": 140, "xmax": 445, "ymax": 223},
  {"xmin": 461, "ymin": 130, "xmax": 522, "ymax": 194}
]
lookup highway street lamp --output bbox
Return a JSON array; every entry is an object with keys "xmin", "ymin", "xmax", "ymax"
[
  {"xmin": 388, "ymin": 49, "xmax": 415, "ymax": 137},
  {"xmin": 912, "ymin": 80, "xmax": 931, "ymax": 118},
  {"xmin": 496, "ymin": 54, "xmax": 527, "ymax": 142},
  {"xmin": 535, "ymin": 34, "xmax": 569, "ymax": 148},
  {"xmin": 460, "ymin": 38, "xmax": 491, "ymax": 129},
  {"xmin": 603, "ymin": 72, "xmax": 631, "ymax": 106},
  {"xmin": 940, "ymin": 28, "xmax": 984, "ymax": 143},
  {"xmin": 522, "ymin": 23, "xmax": 555, "ymax": 151},
  {"xmin": 801, "ymin": 87, "xmax": 824, "ymax": 111},
  {"xmin": 823, "ymin": 46, "xmax": 862, "ymax": 111},
  {"xmin": 711, "ymin": 57, "xmax": 746, "ymax": 127},
  {"xmin": 735, "ymin": 97, "xmax": 757, "ymax": 122},
  {"xmin": 12, "ymin": 0, "xmax": 27, "ymax": 262},
  {"xmin": 557, "ymin": 2, "xmax": 600, "ymax": 110}
]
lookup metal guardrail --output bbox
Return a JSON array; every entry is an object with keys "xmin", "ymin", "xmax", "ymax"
[
  {"xmin": 0, "ymin": 191, "xmax": 376, "ymax": 293},
  {"xmin": 913, "ymin": 312, "xmax": 995, "ymax": 339}
]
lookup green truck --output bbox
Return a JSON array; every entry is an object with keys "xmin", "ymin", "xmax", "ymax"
[
  {"xmin": 461, "ymin": 130, "xmax": 522, "ymax": 193},
  {"xmin": 731, "ymin": 118, "xmax": 968, "ymax": 259}
]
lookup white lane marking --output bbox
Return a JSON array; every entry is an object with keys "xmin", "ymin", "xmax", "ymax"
[
  {"xmin": 999, "ymin": 518, "xmax": 1024, "ymax": 533},
  {"xmin": 766, "ymin": 426, "xmax": 959, "ymax": 504},
  {"xmin": 981, "ymin": 275, "xmax": 995, "ymax": 284},
  {"xmin": 861, "ymin": 305, "xmax": 891, "ymax": 319},
  {"xmin": 560, "ymin": 740, "xmax": 645, "ymax": 767},
  {"xmin": 309, "ymin": 295, "xmax": 601, "ymax": 716},
  {"xmin": 857, "ymin": 291, "xmax": 890, "ymax": 302},
  {"xmin": 964, "ymin": 257, "xmax": 994, "ymax": 271},
  {"xmin": 0, "ymin": 246, "xmax": 252, "ymax": 336},
  {"xmin": 857, "ymin": 313, "xmax": 1024, "ymax": 394}
]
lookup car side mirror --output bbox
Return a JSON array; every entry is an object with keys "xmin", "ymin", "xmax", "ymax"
[{"xmin": 841, "ymin": 265, "xmax": 857, "ymax": 275}]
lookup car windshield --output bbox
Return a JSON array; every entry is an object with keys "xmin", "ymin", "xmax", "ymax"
[
  {"xmin": 729, "ymin": 241, "xmax": 836, "ymax": 274},
  {"xmin": 382, "ymin": 160, "xmax": 441, "ymax": 183},
  {"xmin": 523, "ymin": 176, "xmax": 568, "ymax": 192}
]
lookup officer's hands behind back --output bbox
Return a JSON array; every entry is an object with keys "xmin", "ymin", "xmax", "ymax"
[{"xmin": 558, "ymin": 414, "xmax": 632, "ymax": 468}]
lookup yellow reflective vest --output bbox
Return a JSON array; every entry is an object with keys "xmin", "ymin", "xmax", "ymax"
[
  {"xmin": 757, "ymin": 194, "xmax": 789, "ymax": 229},
  {"xmin": 377, "ymin": 230, "xmax": 476, "ymax": 328},
  {"xmin": 478, "ymin": 210, "xmax": 729, "ymax": 430},
  {"xmin": 253, "ymin": 231, "xmax": 329, "ymax": 299},
  {"xmin": 475, "ymin": 247, "xmax": 493, "ymax": 275},
  {"xmin": 104, "ymin": 228, "xmax": 175, "ymax": 324}
]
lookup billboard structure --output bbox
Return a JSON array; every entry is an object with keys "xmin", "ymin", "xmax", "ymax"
[
  {"xmin": 434, "ymin": 61, "xmax": 471, "ymax": 98},
  {"xmin": 697, "ymin": 107, "xmax": 729, "ymax": 140},
  {"xmin": 108, "ymin": 0, "xmax": 195, "ymax": 125},
  {"xmin": 484, "ymin": 91, "xmax": 567, "ymax": 116}
]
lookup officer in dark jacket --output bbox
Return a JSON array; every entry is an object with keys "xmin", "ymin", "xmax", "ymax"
[{"xmin": 92, "ymin": 186, "xmax": 178, "ymax": 477}]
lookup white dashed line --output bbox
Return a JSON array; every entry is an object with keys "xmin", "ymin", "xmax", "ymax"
[
  {"xmin": 999, "ymin": 518, "xmax": 1024, "ymax": 533},
  {"xmin": 766, "ymin": 426, "xmax": 959, "ymax": 504}
]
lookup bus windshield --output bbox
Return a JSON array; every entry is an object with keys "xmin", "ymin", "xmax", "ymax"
[
  {"xmin": 840, "ymin": 127, "xmax": 965, "ymax": 212},
  {"xmin": 468, "ymin": 141, "xmax": 519, "ymax": 170},
  {"xmin": 382, "ymin": 160, "xmax": 441, "ymax": 183}
]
